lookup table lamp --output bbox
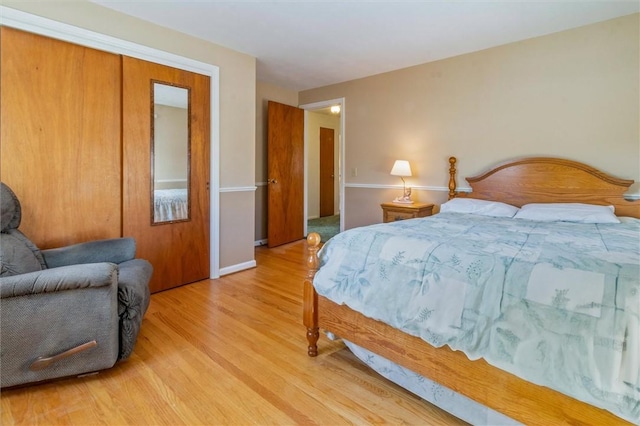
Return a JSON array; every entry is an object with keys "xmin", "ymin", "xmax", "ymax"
[{"xmin": 390, "ymin": 160, "xmax": 413, "ymax": 204}]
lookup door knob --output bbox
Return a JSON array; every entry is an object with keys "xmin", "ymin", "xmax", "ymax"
[{"xmin": 269, "ymin": 178, "xmax": 278, "ymax": 184}]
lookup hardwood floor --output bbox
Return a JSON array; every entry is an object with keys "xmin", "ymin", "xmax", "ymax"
[{"xmin": 1, "ymin": 240, "xmax": 467, "ymax": 425}]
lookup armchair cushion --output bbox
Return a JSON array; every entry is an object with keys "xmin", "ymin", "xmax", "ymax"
[
  {"xmin": 0, "ymin": 181, "xmax": 21, "ymax": 232},
  {"xmin": 0, "ymin": 263, "xmax": 117, "ymax": 298},
  {"xmin": 0, "ymin": 229, "xmax": 47, "ymax": 277},
  {"xmin": 42, "ymin": 238, "xmax": 136, "ymax": 268}
]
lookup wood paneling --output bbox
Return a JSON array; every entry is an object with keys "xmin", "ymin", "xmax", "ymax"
[
  {"xmin": 122, "ymin": 57, "xmax": 210, "ymax": 293},
  {"xmin": 0, "ymin": 27, "xmax": 122, "ymax": 247},
  {"xmin": 0, "ymin": 241, "xmax": 466, "ymax": 425},
  {"xmin": 1, "ymin": 28, "xmax": 211, "ymax": 291}
]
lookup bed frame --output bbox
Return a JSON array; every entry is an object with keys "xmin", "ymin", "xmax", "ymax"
[{"xmin": 304, "ymin": 156, "xmax": 640, "ymax": 425}]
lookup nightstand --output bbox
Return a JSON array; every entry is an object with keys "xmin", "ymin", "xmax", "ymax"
[{"xmin": 381, "ymin": 202, "xmax": 435, "ymax": 223}]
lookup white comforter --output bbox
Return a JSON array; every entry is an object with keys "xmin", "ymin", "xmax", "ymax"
[{"xmin": 314, "ymin": 213, "xmax": 640, "ymax": 423}]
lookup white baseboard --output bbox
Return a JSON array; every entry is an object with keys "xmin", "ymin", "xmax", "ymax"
[
  {"xmin": 219, "ymin": 260, "xmax": 256, "ymax": 276},
  {"xmin": 254, "ymin": 239, "xmax": 268, "ymax": 246}
]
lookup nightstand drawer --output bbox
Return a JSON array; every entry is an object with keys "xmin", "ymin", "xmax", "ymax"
[
  {"xmin": 380, "ymin": 202, "xmax": 435, "ymax": 223},
  {"xmin": 384, "ymin": 210, "xmax": 416, "ymax": 222}
]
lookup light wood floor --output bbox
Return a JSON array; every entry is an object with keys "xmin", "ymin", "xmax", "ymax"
[{"xmin": 1, "ymin": 240, "xmax": 467, "ymax": 425}]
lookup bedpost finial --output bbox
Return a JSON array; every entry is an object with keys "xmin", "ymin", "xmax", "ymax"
[
  {"xmin": 306, "ymin": 232, "xmax": 321, "ymax": 279},
  {"xmin": 307, "ymin": 232, "xmax": 321, "ymax": 247}
]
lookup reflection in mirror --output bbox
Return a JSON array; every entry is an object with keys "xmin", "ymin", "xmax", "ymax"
[{"xmin": 152, "ymin": 82, "xmax": 190, "ymax": 224}]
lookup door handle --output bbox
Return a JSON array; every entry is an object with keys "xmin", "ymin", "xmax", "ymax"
[{"xmin": 269, "ymin": 178, "xmax": 278, "ymax": 184}]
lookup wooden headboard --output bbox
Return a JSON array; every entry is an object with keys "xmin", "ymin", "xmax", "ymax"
[{"xmin": 448, "ymin": 156, "xmax": 640, "ymax": 218}]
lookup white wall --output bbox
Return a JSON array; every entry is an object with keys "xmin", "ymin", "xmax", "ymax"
[{"xmin": 300, "ymin": 14, "xmax": 640, "ymax": 230}]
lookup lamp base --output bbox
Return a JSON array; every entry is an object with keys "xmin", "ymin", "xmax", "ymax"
[
  {"xmin": 392, "ymin": 198, "xmax": 414, "ymax": 204},
  {"xmin": 393, "ymin": 187, "xmax": 412, "ymax": 204}
]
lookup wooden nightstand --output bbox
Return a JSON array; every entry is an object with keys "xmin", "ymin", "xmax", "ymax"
[{"xmin": 381, "ymin": 202, "xmax": 435, "ymax": 223}]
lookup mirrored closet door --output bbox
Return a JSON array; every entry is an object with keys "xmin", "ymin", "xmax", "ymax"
[{"xmin": 123, "ymin": 57, "xmax": 211, "ymax": 293}]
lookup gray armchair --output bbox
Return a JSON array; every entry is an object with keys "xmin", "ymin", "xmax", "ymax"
[{"xmin": 0, "ymin": 182, "xmax": 152, "ymax": 388}]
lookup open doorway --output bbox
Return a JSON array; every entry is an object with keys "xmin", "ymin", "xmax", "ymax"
[{"xmin": 300, "ymin": 98, "xmax": 345, "ymax": 242}]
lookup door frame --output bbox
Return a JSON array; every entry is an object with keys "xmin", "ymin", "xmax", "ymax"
[
  {"xmin": 300, "ymin": 98, "xmax": 346, "ymax": 236},
  {"xmin": 0, "ymin": 6, "xmax": 221, "ymax": 278}
]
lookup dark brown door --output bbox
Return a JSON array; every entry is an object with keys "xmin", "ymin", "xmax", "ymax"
[
  {"xmin": 267, "ymin": 101, "xmax": 304, "ymax": 248},
  {"xmin": 319, "ymin": 127, "xmax": 335, "ymax": 217},
  {"xmin": 122, "ymin": 56, "xmax": 210, "ymax": 293}
]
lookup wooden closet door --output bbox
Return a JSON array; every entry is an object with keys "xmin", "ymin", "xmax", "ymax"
[
  {"xmin": 122, "ymin": 57, "xmax": 210, "ymax": 293},
  {"xmin": 0, "ymin": 27, "xmax": 122, "ymax": 248}
]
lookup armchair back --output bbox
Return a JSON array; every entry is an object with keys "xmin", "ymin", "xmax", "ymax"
[{"xmin": 0, "ymin": 183, "xmax": 47, "ymax": 276}]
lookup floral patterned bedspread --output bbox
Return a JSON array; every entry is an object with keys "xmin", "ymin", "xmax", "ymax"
[{"xmin": 313, "ymin": 212, "xmax": 640, "ymax": 422}]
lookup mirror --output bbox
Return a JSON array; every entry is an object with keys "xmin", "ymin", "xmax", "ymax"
[{"xmin": 151, "ymin": 82, "xmax": 191, "ymax": 224}]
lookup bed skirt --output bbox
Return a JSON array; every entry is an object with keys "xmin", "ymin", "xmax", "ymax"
[{"xmin": 342, "ymin": 338, "xmax": 520, "ymax": 425}]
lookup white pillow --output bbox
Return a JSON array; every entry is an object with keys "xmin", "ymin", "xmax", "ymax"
[
  {"xmin": 617, "ymin": 216, "xmax": 640, "ymax": 224},
  {"xmin": 513, "ymin": 203, "xmax": 620, "ymax": 224},
  {"xmin": 440, "ymin": 198, "xmax": 519, "ymax": 218}
]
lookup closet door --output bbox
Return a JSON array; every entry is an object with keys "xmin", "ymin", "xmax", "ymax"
[
  {"xmin": 122, "ymin": 57, "xmax": 210, "ymax": 293},
  {"xmin": 0, "ymin": 27, "xmax": 122, "ymax": 248}
]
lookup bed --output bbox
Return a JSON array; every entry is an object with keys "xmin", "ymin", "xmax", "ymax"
[
  {"xmin": 153, "ymin": 188, "xmax": 188, "ymax": 222},
  {"xmin": 303, "ymin": 156, "xmax": 640, "ymax": 425}
]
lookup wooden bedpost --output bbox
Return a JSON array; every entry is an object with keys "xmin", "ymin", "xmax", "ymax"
[
  {"xmin": 303, "ymin": 232, "xmax": 321, "ymax": 357},
  {"xmin": 448, "ymin": 156, "xmax": 457, "ymax": 199}
]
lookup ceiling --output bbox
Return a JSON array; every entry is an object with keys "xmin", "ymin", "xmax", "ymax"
[{"xmin": 91, "ymin": 1, "xmax": 639, "ymax": 92}]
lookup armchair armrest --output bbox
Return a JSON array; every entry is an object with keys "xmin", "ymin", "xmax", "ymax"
[
  {"xmin": 0, "ymin": 263, "xmax": 117, "ymax": 298},
  {"xmin": 116, "ymin": 259, "xmax": 152, "ymax": 359},
  {"xmin": 41, "ymin": 238, "xmax": 136, "ymax": 268}
]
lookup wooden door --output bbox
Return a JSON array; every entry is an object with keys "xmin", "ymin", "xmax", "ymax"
[
  {"xmin": 0, "ymin": 27, "xmax": 122, "ymax": 248},
  {"xmin": 319, "ymin": 127, "xmax": 335, "ymax": 217},
  {"xmin": 122, "ymin": 57, "xmax": 210, "ymax": 293},
  {"xmin": 267, "ymin": 101, "xmax": 304, "ymax": 248}
]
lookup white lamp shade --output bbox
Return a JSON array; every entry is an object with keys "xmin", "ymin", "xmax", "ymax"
[{"xmin": 390, "ymin": 160, "xmax": 412, "ymax": 177}]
